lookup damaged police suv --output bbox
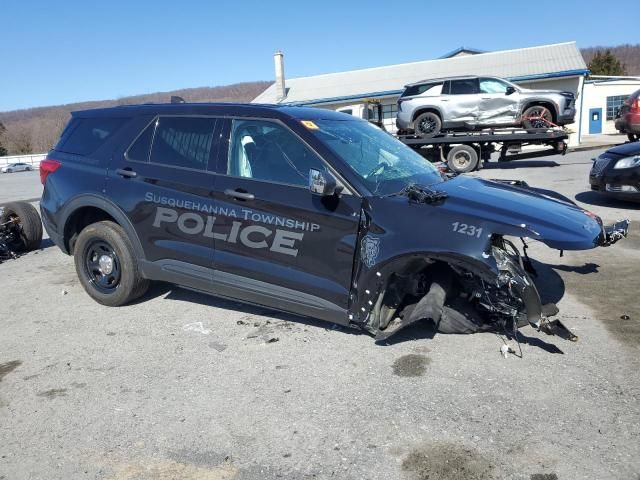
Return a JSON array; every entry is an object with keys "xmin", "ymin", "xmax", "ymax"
[{"xmin": 41, "ymin": 103, "xmax": 629, "ymax": 341}]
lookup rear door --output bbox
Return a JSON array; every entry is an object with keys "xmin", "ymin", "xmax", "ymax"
[
  {"xmin": 107, "ymin": 115, "xmax": 223, "ymax": 291},
  {"xmin": 210, "ymin": 118, "xmax": 362, "ymax": 323},
  {"xmin": 442, "ymin": 78, "xmax": 481, "ymax": 126},
  {"xmin": 478, "ymin": 78, "xmax": 520, "ymax": 125}
]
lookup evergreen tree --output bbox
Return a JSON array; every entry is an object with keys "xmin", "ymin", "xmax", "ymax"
[{"xmin": 588, "ymin": 50, "xmax": 627, "ymax": 76}]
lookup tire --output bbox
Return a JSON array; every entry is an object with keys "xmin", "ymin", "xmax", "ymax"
[
  {"xmin": 628, "ymin": 133, "xmax": 640, "ymax": 142},
  {"xmin": 522, "ymin": 105, "xmax": 554, "ymax": 129},
  {"xmin": 26, "ymin": 166, "xmax": 32, "ymax": 171},
  {"xmin": 0, "ymin": 201, "xmax": 43, "ymax": 252},
  {"xmin": 413, "ymin": 111, "xmax": 442, "ymax": 138},
  {"xmin": 73, "ymin": 221, "xmax": 149, "ymax": 306},
  {"xmin": 447, "ymin": 145, "xmax": 479, "ymax": 173},
  {"xmin": 6, "ymin": 169, "xmax": 13, "ymax": 173}
]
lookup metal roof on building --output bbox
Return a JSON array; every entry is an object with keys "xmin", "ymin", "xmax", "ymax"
[{"xmin": 252, "ymin": 42, "xmax": 588, "ymax": 106}]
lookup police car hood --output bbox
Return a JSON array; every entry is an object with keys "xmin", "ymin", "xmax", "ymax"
[{"xmin": 432, "ymin": 176, "xmax": 603, "ymax": 250}]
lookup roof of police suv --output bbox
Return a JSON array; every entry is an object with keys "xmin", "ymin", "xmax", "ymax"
[{"xmin": 71, "ymin": 103, "xmax": 352, "ymax": 121}]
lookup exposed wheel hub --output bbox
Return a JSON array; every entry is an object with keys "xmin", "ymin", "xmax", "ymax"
[
  {"xmin": 98, "ymin": 254, "xmax": 114, "ymax": 275},
  {"xmin": 84, "ymin": 240, "xmax": 121, "ymax": 293}
]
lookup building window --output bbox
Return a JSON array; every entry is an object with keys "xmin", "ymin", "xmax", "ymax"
[
  {"xmin": 382, "ymin": 104, "xmax": 398, "ymax": 120},
  {"xmin": 606, "ymin": 95, "xmax": 628, "ymax": 121}
]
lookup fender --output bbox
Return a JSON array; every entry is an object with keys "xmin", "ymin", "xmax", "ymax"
[
  {"xmin": 58, "ymin": 193, "xmax": 146, "ymax": 259},
  {"xmin": 349, "ymin": 249, "xmax": 499, "ymax": 326}
]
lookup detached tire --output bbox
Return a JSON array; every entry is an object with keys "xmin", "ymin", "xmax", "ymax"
[
  {"xmin": 447, "ymin": 145, "xmax": 479, "ymax": 173},
  {"xmin": 74, "ymin": 221, "xmax": 149, "ymax": 306},
  {"xmin": 0, "ymin": 201, "xmax": 43, "ymax": 252},
  {"xmin": 414, "ymin": 111, "xmax": 442, "ymax": 138}
]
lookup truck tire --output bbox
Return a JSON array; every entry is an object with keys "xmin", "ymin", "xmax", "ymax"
[
  {"xmin": 447, "ymin": 145, "xmax": 479, "ymax": 173},
  {"xmin": 414, "ymin": 112, "xmax": 442, "ymax": 138},
  {"xmin": 522, "ymin": 105, "xmax": 553, "ymax": 129},
  {"xmin": 0, "ymin": 201, "xmax": 43, "ymax": 252},
  {"xmin": 74, "ymin": 220, "xmax": 149, "ymax": 306}
]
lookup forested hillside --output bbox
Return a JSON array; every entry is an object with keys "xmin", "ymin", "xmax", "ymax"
[
  {"xmin": 582, "ymin": 44, "xmax": 640, "ymax": 75},
  {"xmin": 0, "ymin": 81, "xmax": 271, "ymax": 155}
]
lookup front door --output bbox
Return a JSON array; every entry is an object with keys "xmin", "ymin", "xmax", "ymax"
[
  {"xmin": 210, "ymin": 118, "xmax": 362, "ymax": 323},
  {"xmin": 107, "ymin": 115, "xmax": 224, "ymax": 291},
  {"xmin": 478, "ymin": 77, "xmax": 520, "ymax": 125}
]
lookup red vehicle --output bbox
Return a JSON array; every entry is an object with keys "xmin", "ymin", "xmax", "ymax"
[{"xmin": 615, "ymin": 89, "xmax": 640, "ymax": 142}]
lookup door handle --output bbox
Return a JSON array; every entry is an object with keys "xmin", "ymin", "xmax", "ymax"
[
  {"xmin": 224, "ymin": 189, "xmax": 255, "ymax": 201},
  {"xmin": 115, "ymin": 168, "xmax": 137, "ymax": 178}
]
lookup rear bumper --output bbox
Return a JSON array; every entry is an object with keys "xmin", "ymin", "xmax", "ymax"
[
  {"xmin": 615, "ymin": 113, "xmax": 640, "ymax": 134},
  {"xmin": 40, "ymin": 205, "xmax": 68, "ymax": 254}
]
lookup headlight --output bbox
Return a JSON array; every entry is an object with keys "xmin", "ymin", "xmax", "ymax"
[{"xmin": 613, "ymin": 155, "xmax": 640, "ymax": 169}]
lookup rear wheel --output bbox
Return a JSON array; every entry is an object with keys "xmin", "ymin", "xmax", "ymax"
[
  {"xmin": 628, "ymin": 133, "xmax": 640, "ymax": 142},
  {"xmin": 414, "ymin": 111, "xmax": 442, "ymax": 138},
  {"xmin": 26, "ymin": 166, "xmax": 32, "ymax": 171},
  {"xmin": 522, "ymin": 105, "xmax": 554, "ymax": 129},
  {"xmin": 74, "ymin": 221, "xmax": 149, "ymax": 306},
  {"xmin": 447, "ymin": 145, "xmax": 479, "ymax": 173},
  {"xmin": 0, "ymin": 201, "xmax": 43, "ymax": 251}
]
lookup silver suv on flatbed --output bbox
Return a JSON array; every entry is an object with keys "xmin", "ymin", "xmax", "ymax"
[{"xmin": 396, "ymin": 76, "xmax": 576, "ymax": 137}]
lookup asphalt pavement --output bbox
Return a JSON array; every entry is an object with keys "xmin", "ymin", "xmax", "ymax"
[{"xmin": 0, "ymin": 148, "xmax": 639, "ymax": 480}]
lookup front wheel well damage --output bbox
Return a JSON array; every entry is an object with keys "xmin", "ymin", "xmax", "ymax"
[{"xmin": 352, "ymin": 245, "xmax": 542, "ymax": 340}]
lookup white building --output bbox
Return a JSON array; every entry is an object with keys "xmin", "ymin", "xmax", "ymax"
[
  {"xmin": 580, "ymin": 78, "xmax": 640, "ymax": 136},
  {"xmin": 252, "ymin": 42, "xmax": 640, "ymax": 146}
]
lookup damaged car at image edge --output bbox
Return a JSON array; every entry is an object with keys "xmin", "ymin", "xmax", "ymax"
[{"xmin": 39, "ymin": 104, "xmax": 629, "ymax": 343}]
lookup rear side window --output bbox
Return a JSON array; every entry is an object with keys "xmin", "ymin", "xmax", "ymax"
[
  {"xmin": 449, "ymin": 79, "xmax": 479, "ymax": 95},
  {"xmin": 57, "ymin": 117, "xmax": 128, "ymax": 155},
  {"xmin": 402, "ymin": 82, "xmax": 443, "ymax": 97},
  {"xmin": 150, "ymin": 117, "xmax": 217, "ymax": 170},
  {"xmin": 126, "ymin": 121, "xmax": 156, "ymax": 163}
]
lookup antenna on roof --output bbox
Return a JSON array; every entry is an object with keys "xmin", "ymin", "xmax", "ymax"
[{"xmin": 171, "ymin": 96, "xmax": 186, "ymax": 104}]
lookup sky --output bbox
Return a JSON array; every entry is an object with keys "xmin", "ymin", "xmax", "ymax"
[{"xmin": 1, "ymin": 0, "xmax": 637, "ymax": 112}]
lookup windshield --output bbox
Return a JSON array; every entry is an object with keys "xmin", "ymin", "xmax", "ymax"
[{"xmin": 308, "ymin": 120, "xmax": 443, "ymax": 196}]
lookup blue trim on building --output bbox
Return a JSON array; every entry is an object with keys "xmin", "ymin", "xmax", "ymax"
[
  {"xmin": 585, "ymin": 77, "xmax": 640, "ymax": 84},
  {"xmin": 507, "ymin": 69, "xmax": 590, "ymax": 82},
  {"xmin": 284, "ymin": 69, "xmax": 590, "ymax": 106}
]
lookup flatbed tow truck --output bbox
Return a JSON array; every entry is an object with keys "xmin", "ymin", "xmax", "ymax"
[{"xmin": 336, "ymin": 100, "xmax": 569, "ymax": 174}]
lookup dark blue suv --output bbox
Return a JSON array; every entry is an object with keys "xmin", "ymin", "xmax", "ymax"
[{"xmin": 40, "ymin": 103, "xmax": 629, "ymax": 341}]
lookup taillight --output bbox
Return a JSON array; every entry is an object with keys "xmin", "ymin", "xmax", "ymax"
[
  {"xmin": 631, "ymin": 98, "xmax": 640, "ymax": 112},
  {"xmin": 397, "ymin": 99, "xmax": 404, "ymax": 112},
  {"xmin": 40, "ymin": 159, "xmax": 61, "ymax": 185}
]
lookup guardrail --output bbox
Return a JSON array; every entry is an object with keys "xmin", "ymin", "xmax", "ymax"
[{"xmin": 0, "ymin": 153, "xmax": 47, "ymax": 169}]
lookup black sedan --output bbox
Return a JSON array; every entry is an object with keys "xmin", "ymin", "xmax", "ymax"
[{"xmin": 590, "ymin": 142, "xmax": 640, "ymax": 202}]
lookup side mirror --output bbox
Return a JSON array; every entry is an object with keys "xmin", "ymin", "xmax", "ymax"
[
  {"xmin": 505, "ymin": 86, "xmax": 516, "ymax": 96},
  {"xmin": 309, "ymin": 169, "xmax": 339, "ymax": 196}
]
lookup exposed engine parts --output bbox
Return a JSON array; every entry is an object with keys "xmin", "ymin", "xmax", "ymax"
[
  {"xmin": 0, "ymin": 202, "xmax": 43, "ymax": 264},
  {"xmin": 355, "ymin": 234, "xmax": 576, "ymax": 347}
]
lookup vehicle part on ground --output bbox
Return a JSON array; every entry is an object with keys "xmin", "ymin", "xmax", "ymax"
[
  {"xmin": 446, "ymin": 144, "xmax": 479, "ymax": 173},
  {"xmin": 0, "ymin": 202, "xmax": 43, "ymax": 263},
  {"xmin": 414, "ymin": 111, "xmax": 442, "ymax": 138},
  {"xmin": 73, "ymin": 221, "xmax": 149, "ymax": 306}
]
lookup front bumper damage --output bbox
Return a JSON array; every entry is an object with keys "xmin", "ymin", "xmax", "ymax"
[{"xmin": 599, "ymin": 219, "xmax": 630, "ymax": 246}]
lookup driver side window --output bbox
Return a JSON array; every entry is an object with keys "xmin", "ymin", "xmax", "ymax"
[
  {"xmin": 479, "ymin": 78, "xmax": 509, "ymax": 94},
  {"xmin": 228, "ymin": 119, "xmax": 325, "ymax": 187}
]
